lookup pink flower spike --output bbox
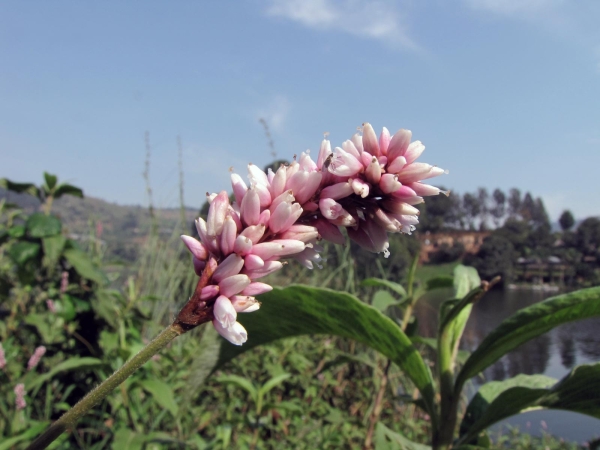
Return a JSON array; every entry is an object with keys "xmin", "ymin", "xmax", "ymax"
[
  {"xmin": 328, "ymin": 147, "xmax": 363, "ymax": 177},
  {"xmin": 279, "ymin": 225, "xmax": 319, "ymax": 243},
  {"xmin": 320, "ymin": 182, "xmax": 353, "ymax": 201},
  {"xmin": 27, "ymin": 346, "xmax": 46, "ymax": 371},
  {"xmin": 193, "ymin": 257, "xmax": 206, "ymax": 276},
  {"xmin": 362, "ymin": 123, "xmax": 380, "ymax": 158},
  {"xmin": 220, "ymin": 216, "xmax": 237, "ymax": 256},
  {"xmin": 240, "ymin": 187, "xmax": 261, "ymax": 226},
  {"xmin": 387, "ymin": 129, "xmax": 412, "ymax": 163},
  {"xmin": 231, "ymin": 173, "xmax": 248, "ymax": 206},
  {"xmin": 207, "ymin": 191, "xmax": 229, "ymax": 237},
  {"xmin": 380, "ymin": 174, "xmax": 402, "ymax": 194},
  {"xmin": 350, "ymin": 178, "xmax": 370, "ymax": 198},
  {"xmin": 214, "ymin": 295, "xmax": 237, "ymax": 328},
  {"xmin": 213, "ymin": 320, "xmax": 248, "ymax": 345},
  {"xmin": 14, "ymin": 384, "xmax": 26, "ymax": 410},
  {"xmin": 200, "ymin": 285, "xmax": 220, "ymax": 300},
  {"xmin": 230, "ymin": 295, "xmax": 260, "ymax": 313},
  {"xmin": 219, "ymin": 274, "xmax": 251, "ymax": 297},
  {"xmin": 379, "ymin": 127, "xmax": 391, "ymax": 155},
  {"xmin": 404, "ymin": 141, "xmax": 425, "ymax": 164},
  {"xmin": 250, "ymin": 240, "xmax": 306, "ymax": 259},
  {"xmin": 242, "ymin": 282, "xmax": 273, "ymax": 296},
  {"xmin": 244, "ymin": 254, "xmax": 265, "ymax": 270},
  {"xmin": 212, "ymin": 254, "xmax": 244, "ymax": 283},
  {"xmin": 243, "ymin": 260, "xmax": 284, "ymax": 279},
  {"xmin": 181, "ymin": 235, "xmax": 208, "ymax": 261}
]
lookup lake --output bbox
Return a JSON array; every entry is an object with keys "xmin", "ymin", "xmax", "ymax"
[{"xmin": 414, "ymin": 288, "xmax": 600, "ymax": 443}]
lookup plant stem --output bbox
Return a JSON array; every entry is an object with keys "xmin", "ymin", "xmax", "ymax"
[{"xmin": 27, "ymin": 325, "xmax": 183, "ymax": 450}]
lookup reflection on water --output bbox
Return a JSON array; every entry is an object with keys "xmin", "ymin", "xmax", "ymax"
[{"xmin": 414, "ymin": 289, "xmax": 600, "ymax": 442}]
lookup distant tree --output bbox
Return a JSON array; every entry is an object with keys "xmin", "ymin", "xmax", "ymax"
[
  {"xmin": 575, "ymin": 217, "xmax": 600, "ymax": 256},
  {"xmin": 559, "ymin": 210, "xmax": 575, "ymax": 232},
  {"xmin": 491, "ymin": 188, "xmax": 506, "ymax": 227},
  {"xmin": 462, "ymin": 193, "xmax": 480, "ymax": 230},
  {"xmin": 477, "ymin": 187, "xmax": 490, "ymax": 229},
  {"xmin": 531, "ymin": 197, "xmax": 550, "ymax": 228},
  {"xmin": 495, "ymin": 217, "xmax": 531, "ymax": 255},
  {"xmin": 466, "ymin": 235, "xmax": 516, "ymax": 284},
  {"xmin": 418, "ymin": 187, "xmax": 453, "ymax": 232},
  {"xmin": 520, "ymin": 192, "xmax": 535, "ymax": 222},
  {"xmin": 508, "ymin": 188, "xmax": 521, "ymax": 218}
]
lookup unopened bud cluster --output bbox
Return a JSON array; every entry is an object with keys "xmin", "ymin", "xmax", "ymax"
[{"xmin": 181, "ymin": 124, "xmax": 445, "ymax": 345}]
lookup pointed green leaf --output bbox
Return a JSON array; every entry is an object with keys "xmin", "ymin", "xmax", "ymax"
[
  {"xmin": 372, "ymin": 290, "xmax": 400, "ymax": 312},
  {"xmin": 425, "ymin": 276, "xmax": 455, "ymax": 291},
  {"xmin": 362, "ymin": 278, "xmax": 407, "ymax": 298},
  {"xmin": 0, "ymin": 422, "xmax": 49, "ymax": 450},
  {"xmin": 375, "ymin": 422, "xmax": 431, "ymax": 450},
  {"xmin": 139, "ymin": 379, "xmax": 179, "ymax": 417},
  {"xmin": 459, "ymin": 363, "xmax": 600, "ymax": 444},
  {"xmin": 0, "ymin": 178, "xmax": 39, "ymax": 197},
  {"xmin": 259, "ymin": 373, "xmax": 291, "ymax": 398},
  {"xmin": 26, "ymin": 213, "xmax": 62, "ymax": 238},
  {"xmin": 112, "ymin": 429, "xmax": 145, "ymax": 450},
  {"xmin": 217, "ymin": 375, "xmax": 258, "ymax": 401},
  {"xmin": 216, "ymin": 285, "xmax": 436, "ymax": 416},
  {"xmin": 42, "ymin": 234, "xmax": 66, "ymax": 267},
  {"xmin": 8, "ymin": 241, "xmax": 40, "ymax": 265},
  {"xmin": 457, "ymin": 286, "xmax": 600, "ymax": 387},
  {"xmin": 54, "ymin": 183, "xmax": 84, "ymax": 199},
  {"xmin": 27, "ymin": 357, "xmax": 102, "ymax": 391},
  {"xmin": 63, "ymin": 248, "xmax": 105, "ymax": 284},
  {"xmin": 43, "ymin": 172, "xmax": 58, "ymax": 190}
]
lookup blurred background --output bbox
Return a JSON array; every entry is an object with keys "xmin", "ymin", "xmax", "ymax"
[{"xmin": 1, "ymin": 1, "xmax": 600, "ymax": 449}]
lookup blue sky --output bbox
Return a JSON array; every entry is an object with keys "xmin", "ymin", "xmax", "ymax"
[{"xmin": 1, "ymin": 0, "xmax": 599, "ymax": 220}]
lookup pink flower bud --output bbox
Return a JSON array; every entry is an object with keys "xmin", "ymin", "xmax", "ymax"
[
  {"xmin": 298, "ymin": 151, "xmax": 318, "ymax": 172},
  {"xmin": 294, "ymin": 171, "xmax": 322, "ymax": 204},
  {"xmin": 320, "ymin": 182, "xmax": 353, "ymax": 201},
  {"xmin": 193, "ymin": 257, "xmax": 206, "ymax": 276},
  {"xmin": 212, "ymin": 254, "xmax": 244, "ymax": 283},
  {"xmin": 362, "ymin": 123, "xmax": 380, "ymax": 158},
  {"xmin": 404, "ymin": 141, "xmax": 425, "ymax": 164},
  {"xmin": 244, "ymin": 254, "xmax": 265, "ymax": 270},
  {"xmin": 213, "ymin": 320, "xmax": 248, "ymax": 346},
  {"xmin": 243, "ymin": 260, "xmax": 283, "ymax": 279},
  {"xmin": 387, "ymin": 155, "xmax": 407, "ymax": 173},
  {"xmin": 342, "ymin": 139, "xmax": 361, "ymax": 158},
  {"xmin": 269, "ymin": 202, "xmax": 302, "ymax": 234},
  {"xmin": 60, "ymin": 271, "xmax": 69, "ymax": 294},
  {"xmin": 386, "ymin": 129, "xmax": 412, "ymax": 163},
  {"xmin": 181, "ymin": 235, "xmax": 209, "ymax": 260},
  {"xmin": 219, "ymin": 216, "xmax": 238, "ymax": 256},
  {"xmin": 196, "ymin": 218, "xmax": 219, "ymax": 255},
  {"xmin": 219, "ymin": 274, "xmax": 251, "ymax": 297},
  {"xmin": 231, "ymin": 173, "xmax": 248, "ymax": 206},
  {"xmin": 46, "ymin": 299, "xmax": 57, "ymax": 313},
  {"xmin": 0, "ymin": 343, "xmax": 6, "ymax": 369},
  {"xmin": 240, "ymin": 187, "xmax": 261, "ymax": 226},
  {"xmin": 240, "ymin": 224, "xmax": 266, "ymax": 244},
  {"xmin": 379, "ymin": 127, "xmax": 391, "ymax": 155},
  {"xmin": 382, "ymin": 199, "xmax": 420, "ymax": 216},
  {"xmin": 398, "ymin": 163, "xmax": 438, "ymax": 184},
  {"xmin": 27, "ymin": 346, "xmax": 46, "ymax": 371},
  {"xmin": 200, "ymin": 285, "xmax": 220, "ymax": 300},
  {"xmin": 316, "ymin": 139, "xmax": 332, "ymax": 169},
  {"xmin": 409, "ymin": 182, "xmax": 447, "ymax": 197},
  {"xmin": 230, "ymin": 295, "xmax": 260, "ymax": 313},
  {"xmin": 247, "ymin": 163, "xmax": 269, "ymax": 187},
  {"xmin": 380, "ymin": 174, "xmax": 402, "ymax": 194},
  {"xmin": 365, "ymin": 157, "xmax": 382, "ymax": 184},
  {"xmin": 270, "ymin": 165, "xmax": 287, "ymax": 198},
  {"xmin": 278, "ymin": 225, "xmax": 319, "ymax": 243},
  {"xmin": 241, "ymin": 282, "xmax": 273, "ymax": 296},
  {"xmin": 214, "ymin": 295, "xmax": 237, "ymax": 328},
  {"xmin": 350, "ymin": 178, "xmax": 370, "ymax": 198},
  {"xmin": 351, "ymin": 132, "xmax": 364, "ymax": 154},
  {"xmin": 233, "ymin": 235, "xmax": 253, "ymax": 255},
  {"xmin": 328, "ymin": 147, "xmax": 363, "ymax": 177},
  {"xmin": 207, "ymin": 191, "xmax": 229, "ymax": 236},
  {"xmin": 250, "ymin": 240, "xmax": 306, "ymax": 260}
]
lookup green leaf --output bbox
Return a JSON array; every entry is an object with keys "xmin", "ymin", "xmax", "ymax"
[
  {"xmin": 44, "ymin": 172, "xmax": 58, "ymax": 190},
  {"xmin": 259, "ymin": 373, "xmax": 291, "ymax": 398},
  {"xmin": 362, "ymin": 278, "xmax": 407, "ymax": 298},
  {"xmin": 0, "ymin": 422, "xmax": 49, "ymax": 450},
  {"xmin": 27, "ymin": 357, "xmax": 102, "ymax": 391},
  {"xmin": 0, "ymin": 178, "xmax": 39, "ymax": 197},
  {"xmin": 217, "ymin": 375, "xmax": 258, "ymax": 401},
  {"xmin": 372, "ymin": 290, "xmax": 400, "ymax": 312},
  {"xmin": 453, "ymin": 265, "xmax": 481, "ymax": 298},
  {"xmin": 459, "ymin": 364, "xmax": 600, "ymax": 444},
  {"xmin": 54, "ymin": 183, "xmax": 84, "ymax": 199},
  {"xmin": 42, "ymin": 234, "xmax": 66, "ymax": 267},
  {"xmin": 63, "ymin": 248, "xmax": 105, "ymax": 284},
  {"xmin": 112, "ymin": 428, "xmax": 145, "ymax": 450},
  {"xmin": 374, "ymin": 422, "xmax": 431, "ymax": 450},
  {"xmin": 26, "ymin": 213, "xmax": 62, "ymax": 238},
  {"xmin": 425, "ymin": 275, "xmax": 455, "ymax": 291},
  {"xmin": 139, "ymin": 379, "xmax": 179, "ymax": 417},
  {"xmin": 216, "ymin": 285, "xmax": 436, "ymax": 417},
  {"xmin": 8, "ymin": 225, "xmax": 26, "ymax": 238},
  {"xmin": 8, "ymin": 241, "xmax": 40, "ymax": 265},
  {"xmin": 58, "ymin": 295, "xmax": 76, "ymax": 321},
  {"xmin": 457, "ymin": 286, "xmax": 600, "ymax": 387}
]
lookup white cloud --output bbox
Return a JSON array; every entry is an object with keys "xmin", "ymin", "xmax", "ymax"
[
  {"xmin": 255, "ymin": 95, "xmax": 291, "ymax": 132},
  {"xmin": 464, "ymin": 0, "xmax": 564, "ymax": 15},
  {"xmin": 265, "ymin": 0, "xmax": 420, "ymax": 51}
]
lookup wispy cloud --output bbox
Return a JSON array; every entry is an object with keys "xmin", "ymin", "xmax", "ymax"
[
  {"xmin": 255, "ymin": 95, "xmax": 291, "ymax": 133},
  {"xmin": 463, "ymin": 0, "xmax": 564, "ymax": 16},
  {"xmin": 265, "ymin": 0, "xmax": 420, "ymax": 51}
]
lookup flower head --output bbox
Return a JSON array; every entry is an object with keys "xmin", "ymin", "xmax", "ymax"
[
  {"xmin": 0, "ymin": 343, "xmax": 6, "ymax": 369},
  {"xmin": 14, "ymin": 384, "xmax": 26, "ymax": 410},
  {"xmin": 182, "ymin": 123, "xmax": 445, "ymax": 345},
  {"xmin": 27, "ymin": 346, "xmax": 46, "ymax": 371}
]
